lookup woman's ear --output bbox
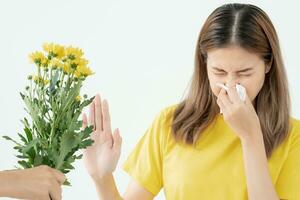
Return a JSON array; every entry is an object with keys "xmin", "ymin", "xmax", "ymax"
[
  {"xmin": 265, "ymin": 64, "xmax": 271, "ymax": 73},
  {"xmin": 265, "ymin": 55, "xmax": 273, "ymax": 74}
]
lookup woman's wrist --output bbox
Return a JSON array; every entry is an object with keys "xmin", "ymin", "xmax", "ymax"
[
  {"xmin": 240, "ymin": 128, "xmax": 264, "ymax": 147},
  {"xmin": 92, "ymin": 172, "xmax": 114, "ymax": 185},
  {"xmin": 92, "ymin": 173, "xmax": 123, "ymax": 200}
]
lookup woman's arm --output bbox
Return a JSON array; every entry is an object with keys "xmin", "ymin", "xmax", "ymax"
[
  {"xmin": 92, "ymin": 174, "xmax": 153, "ymax": 200},
  {"xmin": 241, "ymin": 130, "xmax": 279, "ymax": 200},
  {"xmin": 216, "ymin": 86, "xmax": 279, "ymax": 200},
  {"xmin": 92, "ymin": 174, "xmax": 122, "ymax": 200}
]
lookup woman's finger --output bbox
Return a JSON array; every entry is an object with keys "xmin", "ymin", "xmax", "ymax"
[
  {"xmin": 102, "ymin": 99, "xmax": 112, "ymax": 135},
  {"xmin": 226, "ymin": 86, "xmax": 242, "ymax": 104},
  {"xmin": 216, "ymin": 84, "xmax": 233, "ymax": 105},
  {"xmin": 94, "ymin": 94, "xmax": 103, "ymax": 131},
  {"xmin": 217, "ymin": 95, "xmax": 226, "ymax": 113},
  {"xmin": 217, "ymin": 89, "xmax": 227, "ymax": 112},
  {"xmin": 89, "ymin": 101, "xmax": 96, "ymax": 129},
  {"xmin": 112, "ymin": 128, "xmax": 122, "ymax": 150},
  {"xmin": 218, "ymin": 88, "xmax": 232, "ymax": 109},
  {"xmin": 82, "ymin": 113, "xmax": 88, "ymax": 129}
]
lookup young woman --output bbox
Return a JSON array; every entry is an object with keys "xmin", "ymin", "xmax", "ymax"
[
  {"xmin": 0, "ymin": 165, "xmax": 65, "ymax": 200},
  {"xmin": 82, "ymin": 3, "xmax": 300, "ymax": 200}
]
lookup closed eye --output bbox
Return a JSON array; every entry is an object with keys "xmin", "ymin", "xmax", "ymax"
[
  {"xmin": 214, "ymin": 72, "xmax": 226, "ymax": 76},
  {"xmin": 238, "ymin": 73, "xmax": 252, "ymax": 77},
  {"xmin": 212, "ymin": 68, "xmax": 227, "ymax": 76},
  {"xmin": 211, "ymin": 66, "xmax": 254, "ymax": 75}
]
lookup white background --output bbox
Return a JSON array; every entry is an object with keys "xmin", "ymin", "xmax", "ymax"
[{"xmin": 0, "ymin": 0, "xmax": 299, "ymax": 199}]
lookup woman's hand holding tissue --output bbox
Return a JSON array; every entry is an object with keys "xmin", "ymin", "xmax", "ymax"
[{"xmin": 216, "ymin": 84, "xmax": 262, "ymax": 142}]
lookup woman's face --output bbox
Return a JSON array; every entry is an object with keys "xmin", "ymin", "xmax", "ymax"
[{"xmin": 206, "ymin": 45, "xmax": 270, "ymax": 104}]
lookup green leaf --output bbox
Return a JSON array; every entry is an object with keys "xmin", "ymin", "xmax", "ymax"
[
  {"xmin": 13, "ymin": 146, "xmax": 23, "ymax": 150},
  {"xmin": 18, "ymin": 133, "xmax": 27, "ymax": 144},
  {"xmin": 62, "ymin": 161, "xmax": 75, "ymax": 170},
  {"xmin": 20, "ymin": 92, "xmax": 25, "ymax": 100},
  {"xmin": 79, "ymin": 126, "xmax": 94, "ymax": 140},
  {"xmin": 78, "ymin": 139, "xmax": 94, "ymax": 149},
  {"xmin": 68, "ymin": 120, "xmax": 82, "ymax": 133},
  {"xmin": 16, "ymin": 155, "xmax": 28, "ymax": 159},
  {"xmin": 55, "ymin": 132, "xmax": 80, "ymax": 170},
  {"xmin": 2, "ymin": 136, "xmax": 22, "ymax": 146},
  {"xmin": 24, "ymin": 127, "xmax": 33, "ymax": 142},
  {"xmin": 61, "ymin": 81, "xmax": 82, "ymax": 112},
  {"xmin": 23, "ymin": 96, "xmax": 43, "ymax": 137},
  {"xmin": 21, "ymin": 138, "xmax": 39, "ymax": 154},
  {"xmin": 33, "ymin": 154, "xmax": 43, "ymax": 166},
  {"xmin": 63, "ymin": 179, "xmax": 71, "ymax": 186},
  {"xmin": 47, "ymin": 136, "xmax": 59, "ymax": 165},
  {"xmin": 18, "ymin": 160, "xmax": 31, "ymax": 169}
]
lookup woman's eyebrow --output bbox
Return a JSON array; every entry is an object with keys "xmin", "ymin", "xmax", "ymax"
[{"xmin": 212, "ymin": 67, "xmax": 253, "ymax": 72}]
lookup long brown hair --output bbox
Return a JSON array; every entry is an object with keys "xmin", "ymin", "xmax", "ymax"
[{"xmin": 172, "ymin": 3, "xmax": 291, "ymax": 158}]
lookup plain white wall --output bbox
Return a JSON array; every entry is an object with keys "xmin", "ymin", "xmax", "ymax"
[{"xmin": 0, "ymin": 0, "xmax": 299, "ymax": 199}]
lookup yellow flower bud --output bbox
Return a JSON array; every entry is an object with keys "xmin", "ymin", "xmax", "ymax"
[
  {"xmin": 75, "ymin": 95, "xmax": 81, "ymax": 102},
  {"xmin": 33, "ymin": 76, "xmax": 49, "ymax": 85}
]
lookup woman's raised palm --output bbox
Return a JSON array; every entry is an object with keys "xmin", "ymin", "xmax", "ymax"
[{"xmin": 83, "ymin": 94, "xmax": 122, "ymax": 180}]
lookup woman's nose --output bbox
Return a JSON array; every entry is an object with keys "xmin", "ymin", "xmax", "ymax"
[
  {"xmin": 225, "ymin": 81, "xmax": 239, "ymax": 88},
  {"xmin": 224, "ymin": 75, "xmax": 240, "ymax": 88}
]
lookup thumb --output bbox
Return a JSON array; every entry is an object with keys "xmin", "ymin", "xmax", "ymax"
[{"xmin": 112, "ymin": 128, "xmax": 122, "ymax": 150}]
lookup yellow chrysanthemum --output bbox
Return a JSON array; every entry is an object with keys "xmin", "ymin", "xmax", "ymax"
[
  {"xmin": 62, "ymin": 62, "xmax": 71, "ymax": 74},
  {"xmin": 69, "ymin": 58, "xmax": 89, "ymax": 70},
  {"xmin": 33, "ymin": 76, "xmax": 49, "ymax": 85},
  {"xmin": 76, "ymin": 58, "xmax": 89, "ymax": 67},
  {"xmin": 43, "ymin": 43, "xmax": 65, "ymax": 59},
  {"xmin": 29, "ymin": 51, "xmax": 48, "ymax": 67},
  {"xmin": 74, "ymin": 65, "xmax": 94, "ymax": 78},
  {"xmin": 65, "ymin": 46, "xmax": 84, "ymax": 60},
  {"xmin": 49, "ymin": 59, "xmax": 63, "ymax": 69}
]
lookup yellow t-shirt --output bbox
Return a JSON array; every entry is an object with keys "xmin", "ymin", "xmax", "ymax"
[{"xmin": 122, "ymin": 105, "xmax": 300, "ymax": 200}]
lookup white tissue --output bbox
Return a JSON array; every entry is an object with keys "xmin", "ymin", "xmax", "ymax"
[
  {"xmin": 235, "ymin": 84, "xmax": 246, "ymax": 101},
  {"xmin": 216, "ymin": 83, "xmax": 246, "ymax": 113}
]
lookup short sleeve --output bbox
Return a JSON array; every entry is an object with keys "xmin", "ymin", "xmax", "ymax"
[
  {"xmin": 122, "ymin": 109, "xmax": 167, "ymax": 196},
  {"xmin": 276, "ymin": 121, "xmax": 300, "ymax": 199}
]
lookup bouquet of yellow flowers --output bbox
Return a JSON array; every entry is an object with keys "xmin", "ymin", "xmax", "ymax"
[{"xmin": 3, "ymin": 43, "xmax": 95, "ymax": 185}]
